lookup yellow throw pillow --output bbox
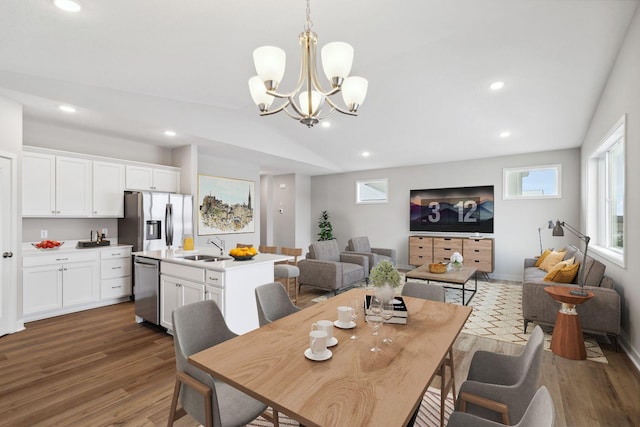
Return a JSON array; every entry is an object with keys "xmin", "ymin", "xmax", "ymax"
[
  {"xmin": 538, "ymin": 249, "xmax": 567, "ymax": 272},
  {"xmin": 545, "ymin": 262, "xmax": 580, "ymax": 283},
  {"xmin": 535, "ymin": 249, "xmax": 552, "ymax": 267}
]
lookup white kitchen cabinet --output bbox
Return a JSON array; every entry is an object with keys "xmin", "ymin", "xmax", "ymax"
[
  {"xmin": 22, "ymin": 153, "xmax": 92, "ymax": 217},
  {"xmin": 100, "ymin": 247, "xmax": 132, "ymax": 299},
  {"xmin": 125, "ymin": 165, "xmax": 180, "ymax": 193},
  {"xmin": 22, "ymin": 152, "xmax": 56, "ymax": 216},
  {"xmin": 23, "ymin": 251, "xmax": 99, "ymax": 319},
  {"xmin": 92, "ymin": 161, "xmax": 125, "ymax": 217},
  {"xmin": 205, "ymin": 285, "xmax": 224, "ymax": 312},
  {"xmin": 160, "ymin": 275, "xmax": 205, "ymax": 330}
]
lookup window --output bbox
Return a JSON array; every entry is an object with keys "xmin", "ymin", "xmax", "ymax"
[
  {"xmin": 503, "ymin": 165, "xmax": 561, "ymax": 199},
  {"xmin": 356, "ymin": 179, "xmax": 388, "ymax": 204},
  {"xmin": 588, "ymin": 115, "xmax": 625, "ymax": 266}
]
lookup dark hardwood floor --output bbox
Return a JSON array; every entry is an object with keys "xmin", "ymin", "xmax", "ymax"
[{"xmin": 1, "ymin": 286, "xmax": 639, "ymax": 426}]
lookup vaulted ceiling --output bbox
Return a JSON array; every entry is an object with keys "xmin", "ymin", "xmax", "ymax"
[{"xmin": 0, "ymin": 0, "xmax": 637, "ymax": 175}]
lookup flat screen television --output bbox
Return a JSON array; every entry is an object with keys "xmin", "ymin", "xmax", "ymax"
[{"xmin": 410, "ymin": 185, "xmax": 494, "ymax": 233}]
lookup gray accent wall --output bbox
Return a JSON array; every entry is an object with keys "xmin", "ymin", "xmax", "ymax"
[
  {"xmin": 580, "ymin": 4, "xmax": 640, "ymax": 368},
  {"xmin": 309, "ymin": 148, "xmax": 581, "ymax": 281}
]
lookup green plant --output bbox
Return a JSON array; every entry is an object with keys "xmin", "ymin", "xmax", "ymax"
[
  {"xmin": 317, "ymin": 210, "xmax": 334, "ymax": 241},
  {"xmin": 369, "ymin": 260, "xmax": 401, "ymax": 288}
]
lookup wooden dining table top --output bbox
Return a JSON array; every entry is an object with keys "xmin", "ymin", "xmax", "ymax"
[{"xmin": 189, "ymin": 288, "xmax": 473, "ymax": 427}]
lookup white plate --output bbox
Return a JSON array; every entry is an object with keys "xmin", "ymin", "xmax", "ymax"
[
  {"xmin": 327, "ymin": 336, "xmax": 338, "ymax": 347},
  {"xmin": 333, "ymin": 320, "xmax": 356, "ymax": 329},
  {"xmin": 304, "ymin": 348, "xmax": 332, "ymax": 361}
]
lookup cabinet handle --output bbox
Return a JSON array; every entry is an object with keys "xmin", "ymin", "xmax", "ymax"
[
  {"xmin": 208, "ymin": 276, "xmax": 218, "ymax": 281},
  {"xmin": 444, "ymin": 238, "xmax": 451, "ymax": 241},
  {"xmin": 63, "ymin": 267, "xmax": 67, "ymax": 271},
  {"xmin": 51, "ymin": 210, "xmax": 55, "ymax": 214},
  {"xmin": 112, "ymin": 266, "xmax": 122, "ymax": 270},
  {"xmin": 56, "ymin": 258, "xmax": 69, "ymax": 261},
  {"xmin": 59, "ymin": 267, "xmax": 63, "ymax": 271},
  {"xmin": 112, "ymin": 253, "xmax": 121, "ymax": 256},
  {"xmin": 93, "ymin": 211, "xmax": 98, "ymax": 214},
  {"xmin": 111, "ymin": 285, "xmax": 122, "ymax": 289}
]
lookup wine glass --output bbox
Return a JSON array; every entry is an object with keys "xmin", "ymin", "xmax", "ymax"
[
  {"xmin": 381, "ymin": 302, "xmax": 394, "ymax": 345},
  {"xmin": 349, "ymin": 298, "xmax": 362, "ymax": 340},
  {"xmin": 368, "ymin": 297, "xmax": 383, "ymax": 352}
]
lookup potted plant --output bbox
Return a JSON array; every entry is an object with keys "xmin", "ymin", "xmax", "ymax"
[
  {"xmin": 317, "ymin": 210, "xmax": 334, "ymax": 241},
  {"xmin": 369, "ymin": 260, "xmax": 401, "ymax": 303}
]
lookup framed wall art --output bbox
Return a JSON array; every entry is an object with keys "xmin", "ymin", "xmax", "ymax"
[{"xmin": 197, "ymin": 174, "xmax": 255, "ymax": 235}]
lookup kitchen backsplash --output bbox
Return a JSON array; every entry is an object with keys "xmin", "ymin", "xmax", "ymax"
[{"xmin": 23, "ymin": 218, "xmax": 118, "ymax": 242}]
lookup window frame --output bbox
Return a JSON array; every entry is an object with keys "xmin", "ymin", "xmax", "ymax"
[
  {"xmin": 355, "ymin": 178, "xmax": 389, "ymax": 204},
  {"xmin": 587, "ymin": 114, "xmax": 626, "ymax": 267},
  {"xmin": 502, "ymin": 164, "xmax": 562, "ymax": 200}
]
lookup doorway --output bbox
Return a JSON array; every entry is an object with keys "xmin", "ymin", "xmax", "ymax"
[{"xmin": 0, "ymin": 154, "xmax": 18, "ymax": 336}]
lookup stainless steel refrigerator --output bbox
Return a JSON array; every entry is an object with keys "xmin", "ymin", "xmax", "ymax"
[{"xmin": 118, "ymin": 191, "xmax": 194, "ymax": 325}]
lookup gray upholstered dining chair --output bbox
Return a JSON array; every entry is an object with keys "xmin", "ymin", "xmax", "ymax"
[
  {"xmin": 274, "ymin": 247, "xmax": 302, "ymax": 304},
  {"xmin": 456, "ymin": 325, "xmax": 545, "ymax": 425},
  {"xmin": 401, "ymin": 280, "xmax": 453, "ymax": 427},
  {"xmin": 447, "ymin": 385, "xmax": 555, "ymax": 427},
  {"xmin": 402, "ymin": 281, "xmax": 446, "ymax": 302},
  {"xmin": 168, "ymin": 300, "xmax": 279, "ymax": 427},
  {"xmin": 255, "ymin": 282, "xmax": 301, "ymax": 326},
  {"xmin": 345, "ymin": 236, "xmax": 397, "ymax": 271}
]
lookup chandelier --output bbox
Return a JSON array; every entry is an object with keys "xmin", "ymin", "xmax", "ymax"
[{"xmin": 248, "ymin": 0, "xmax": 368, "ymax": 128}]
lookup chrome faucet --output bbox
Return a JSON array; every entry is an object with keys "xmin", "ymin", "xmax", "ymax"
[{"xmin": 207, "ymin": 236, "xmax": 225, "ymax": 255}]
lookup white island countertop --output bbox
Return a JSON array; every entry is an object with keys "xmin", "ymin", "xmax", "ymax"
[{"xmin": 131, "ymin": 248, "xmax": 292, "ymax": 272}]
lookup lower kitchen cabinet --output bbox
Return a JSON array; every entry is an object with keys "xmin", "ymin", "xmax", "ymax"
[
  {"xmin": 205, "ymin": 284, "xmax": 224, "ymax": 312},
  {"xmin": 160, "ymin": 275, "xmax": 206, "ymax": 330},
  {"xmin": 23, "ymin": 265, "xmax": 63, "ymax": 314}
]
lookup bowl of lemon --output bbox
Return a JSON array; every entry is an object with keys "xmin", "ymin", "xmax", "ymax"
[{"xmin": 229, "ymin": 246, "xmax": 258, "ymax": 261}]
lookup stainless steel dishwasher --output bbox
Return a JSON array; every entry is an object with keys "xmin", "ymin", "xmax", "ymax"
[{"xmin": 134, "ymin": 256, "xmax": 160, "ymax": 325}]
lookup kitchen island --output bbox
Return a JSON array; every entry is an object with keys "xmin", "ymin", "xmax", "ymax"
[{"xmin": 131, "ymin": 249, "xmax": 292, "ymax": 334}]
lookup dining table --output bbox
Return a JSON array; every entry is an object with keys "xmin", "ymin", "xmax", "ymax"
[{"xmin": 189, "ymin": 288, "xmax": 472, "ymax": 427}]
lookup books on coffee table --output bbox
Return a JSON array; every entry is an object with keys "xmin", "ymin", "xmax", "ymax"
[{"xmin": 364, "ymin": 295, "xmax": 408, "ymax": 324}]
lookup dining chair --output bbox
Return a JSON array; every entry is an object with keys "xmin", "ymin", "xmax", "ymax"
[
  {"xmin": 168, "ymin": 300, "xmax": 279, "ymax": 427},
  {"xmin": 456, "ymin": 325, "xmax": 544, "ymax": 425},
  {"xmin": 402, "ymin": 281, "xmax": 453, "ymax": 427},
  {"xmin": 236, "ymin": 243, "xmax": 254, "ymax": 248},
  {"xmin": 258, "ymin": 245, "xmax": 277, "ymax": 254},
  {"xmin": 447, "ymin": 385, "xmax": 555, "ymax": 427},
  {"xmin": 274, "ymin": 247, "xmax": 302, "ymax": 304},
  {"xmin": 255, "ymin": 282, "xmax": 301, "ymax": 326}
]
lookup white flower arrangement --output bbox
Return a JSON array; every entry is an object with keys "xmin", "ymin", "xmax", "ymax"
[{"xmin": 450, "ymin": 252, "xmax": 464, "ymax": 264}]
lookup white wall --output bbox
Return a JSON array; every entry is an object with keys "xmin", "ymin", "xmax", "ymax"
[
  {"xmin": 580, "ymin": 4, "xmax": 640, "ymax": 367},
  {"xmin": 310, "ymin": 149, "xmax": 581, "ymax": 281},
  {"xmin": 196, "ymin": 153, "xmax": 261, "ymax": 250}
]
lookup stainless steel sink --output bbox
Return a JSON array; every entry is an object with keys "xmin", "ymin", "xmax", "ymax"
[{"xmin": 178, "ymin": 254, "xmax": 231, "ymax": 262}]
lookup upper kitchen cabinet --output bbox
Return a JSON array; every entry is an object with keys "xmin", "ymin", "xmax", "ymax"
[
  {"xmin": 92, "ymin": 161, "xmax": 125, "ymax": 217},
  {"xmin": 125, "ymin": 165, "xmax": 180, "ymax": 193},
  {"xmin": 23, "ymin": 153, "xmax": 92, "ymax": 217}
]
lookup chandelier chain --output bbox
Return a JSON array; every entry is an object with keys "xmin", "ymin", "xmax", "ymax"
[{"xmin": 304, "ymin": 0, "xmax": 313, "ymax": 32}]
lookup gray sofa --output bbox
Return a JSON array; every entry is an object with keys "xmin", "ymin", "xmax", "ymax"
[
  {"xmin": 344, "ymin": 236, "xmax": 397, "ymax": 271},
  {"xmin": 522, "ymin": 246, "xmax": 620, "ymax": 349},
  {"xmin": 298, "ymin": 240, "xmax": 369, "ymax": 294}
]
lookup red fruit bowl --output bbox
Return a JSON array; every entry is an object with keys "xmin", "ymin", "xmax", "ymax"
[{"xmin": 32, "ymin": 240, "xmax": 65, "ymax": 250}]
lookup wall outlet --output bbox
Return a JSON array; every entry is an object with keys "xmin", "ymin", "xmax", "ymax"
[
  {"xmin": 40, "ymin": 230, "xmax": 48, "ymax": 239},
  {"xmin": 102, "ymin": 228, "xmax": 108, "ymax": 236}
]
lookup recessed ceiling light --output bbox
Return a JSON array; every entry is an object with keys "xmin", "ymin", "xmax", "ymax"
[
  {"xmin": 361, "ymin": 151, "xmax": 370, "ymax": 157},
  {"xmin": 499, "ymin": 131, "xmax": 511, "ymax": 138},
  {"xmin": 58, "ymin": 105, "xmax": 76, "ymax": 113},
  {"xmin": 321, "ymin": 121, "xmax": 331, "ymax": 128},
  {"xmin": 490, "ymin": 81, "xmax": 505, "ymax": 91},
  {"xmin": 53, "ymin": 0, "xmax": 82, "ymax": 12},
  {"xmin": 164, "ymin": 130, "xmax": 177, "ymax": 137}
]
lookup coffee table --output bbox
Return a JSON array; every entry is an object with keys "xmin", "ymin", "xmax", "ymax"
[{"xmin": 405, "ymin": 265, "xmax": 478, "ymax": 305}]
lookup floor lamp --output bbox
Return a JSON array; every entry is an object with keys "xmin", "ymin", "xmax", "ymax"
[{"xmin": 549, "ymin": 220, "xmax": 591, "ymax": 296}]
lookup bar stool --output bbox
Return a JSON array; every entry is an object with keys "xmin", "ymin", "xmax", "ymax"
[{"xmin": 274, "ymin": 247, "xmax": 302, "ymax": 305}]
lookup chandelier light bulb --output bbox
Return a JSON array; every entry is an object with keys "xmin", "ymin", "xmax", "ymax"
[
  {"xmin": 321, "ymin": 42, "xmax": 354, "ymax": 84},
  {"xmin": 53, "ymin": 0, "xmax": 81, "ymax": 12},
  {"xmin": 248, "ymin": 76, "xmax": 274, "ymax": 111},
  {"xmin": 253, "ymin": 46, "xmax": 286, "ymax": 90},
  {"xmin": 299, "ymin": 91, "xmax": 324, "ymax": 115},
  {"xmin": 341, "ymin": 76, "xmax": 368, "ymax": 111}
]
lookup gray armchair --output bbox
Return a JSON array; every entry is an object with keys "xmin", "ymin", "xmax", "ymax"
[
  {"xmin": 448, "ymin": 386, "xmax": 555, "ymax": 427},
  {"xmin": 168, "ymin": 300, "xmax": 278, "ymax": 427},
  {"xmin": 298, "ymin": 239, "xmax": 369, "ymax": 294},
  {"xmin": 255, "ymin": 282, "xmax": 301, "ymax": 327},
  {"xmin": 345, "ymin": 236, "xmax": 397, "ymax": 270},
  {"xmin": 456, "ymin": 325, "xmax": 544, "ymax": 425}
]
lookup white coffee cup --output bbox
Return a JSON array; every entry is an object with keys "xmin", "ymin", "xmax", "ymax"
[
  {"xmin": 309, "ymin": 330, "xmax": 328, "ymax": 356},
  {"xmin": 337, "ymin": 306, "xmax": 353, "ymax": 325},
  {"xmin": 312, "ymin": 319, "xmax": 334, "ymax": 341}
]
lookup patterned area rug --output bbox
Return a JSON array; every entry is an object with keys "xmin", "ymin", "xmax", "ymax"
[
  {"xmin": 247, "ymin": 387, "xmax": 453, "ymax": 426},
  {"xmin": 311, "ymin": 277, "xmax": 608, "ymax": 364}
]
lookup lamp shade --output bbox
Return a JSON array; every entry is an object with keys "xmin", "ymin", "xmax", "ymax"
[
  {"xmin": 321, "ymin": 42, "xmax": 354, "ymax": 81},
  {"xmin": 248, "ymin": 76, "xmax": 274, "ymax": 109},
  {"xmin": 341, "ymin": 76, "xmax": 368, "ymax": 110},
  {"xmin": 253, "ymin": 46, "xmax": 286, "ymax": 87},
  {"xmin": 299, "ymin": 90, "xmax": 324, "ymax": 115}
]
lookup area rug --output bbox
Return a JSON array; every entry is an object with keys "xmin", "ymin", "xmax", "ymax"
[
  {"xmin": 311, "ymin": 277, "xmax": 608, "ymax": 364},
  {"xmin": 247, "ymin": 387, "xmax": 453, "ymax": 426}
]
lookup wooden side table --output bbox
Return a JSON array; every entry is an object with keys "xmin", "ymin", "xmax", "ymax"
[{"xmin": 544, "ymin": 286, "xmax": 594, "ymax": 360}]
